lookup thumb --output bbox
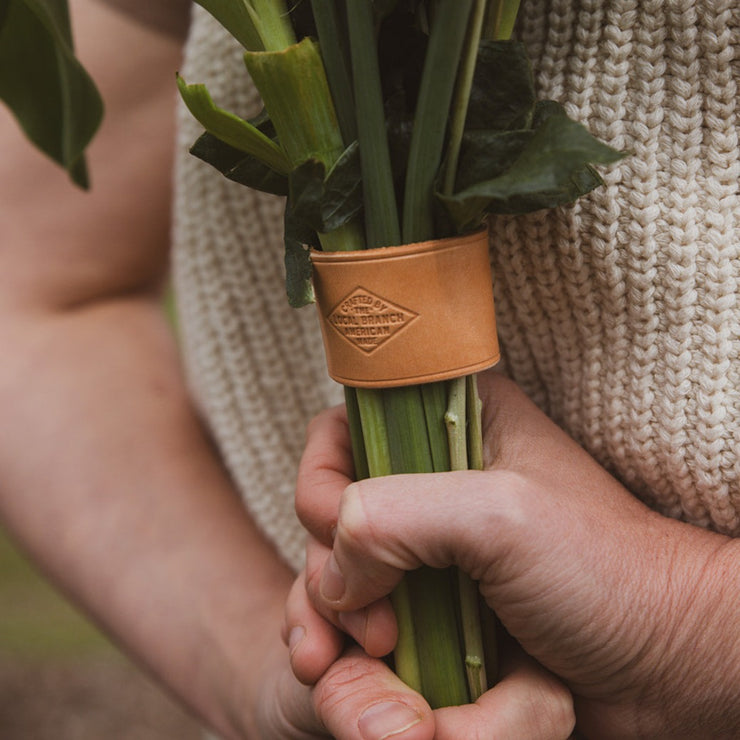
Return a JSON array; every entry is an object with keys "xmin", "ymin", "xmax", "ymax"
[{"xmin": 318, "ymin": 469, "xmax": 533, "ymax": 612}]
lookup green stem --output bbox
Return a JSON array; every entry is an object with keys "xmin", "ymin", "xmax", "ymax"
[
  {"xmin": 467, "ymin": 374, "xmax": 485, "ymax": 471},
  {"xmin": 355, "ymin": 388, "xmax": 393, "ymax": 478},
  {"xmin": 422, "ymin": 383, "xmax": 452, "ymax": 472},
  {"xmin": 318, "ymin": 222, "xmax": 365, "ymax": 253},
  {"xmin": 344, "ymin": 388, "xmax": 369, "ymax": 482},
  {"xmin": 390, "ymin": 579, "xmax": 423, "ymax": 694},
  {"xmin": 310, "ymin": 0, "xmax": 357, "ymax": 145},
  {"xmin": 483, "ymin": 0, "xmax": 521, "ymax": 40},
  {"xmin": 381, "ymin": 385, "xmax": 470, "ymax": 707},
  {"xmin": 356, "ymin": 387, "xmax": 425, "ymax": 692},
  {"xmin": 248, "ymin": 0, "xmax": 296, "ymax": 51},
  {"xmin": 406, "ymin": 567, "xmax": 469, "ymax": 708},
  {"xmin": 441, "ymin": 0, "xmax": 488, "ymax": 196},
  {"xmin": 446, "ymin": 376, "xmax": 487, "ymax": 700},
  {"xmin": 458, "ymin": 572, "xmax": 487, "ymax": 701},
  {"xmin": 444, "ymin": 376, "xmax": 468, "ymax": 471},
  {"xmin": 347, "ymin": 0, "xmax": 401, "ymax": 248},
  {"xmin": 384, "ymin": 386, "xmax": 434, "ymax": 474},
  {"xmin": 402, "ymin": 0, "xmax": 475, "ymax": 243}
]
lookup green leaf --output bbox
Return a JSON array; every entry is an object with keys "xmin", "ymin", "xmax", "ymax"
[
  {"xmin": 288, "ymin": 158, "xmax": 326, "ymax": 232},
  {"xmin": 288, "ymin": 142, "xmax": 363, "ymax": 233},
  {"xmin": 455, "ymin": 129, "xmax": 534, "ymax": 190},
  {"xmin": 284, "ymin": 203, "xmax": 319, "ymax": 308},
  {"xmin": 189, "ymin": 132, "xmax": 289, "ymax": 196},
  {"xmin": 439, "ymin": 101, "xmax": 624, "ymax": 229},
  {"xmin": 321, "ymin": 141, "xmax": 364, "ymax": 231},
  {"xmin": 0, "ymin": 0, "xmax": 103, "ymax": 189},
  {"xmin": 176, "ymin": 74, "xmax": 291, "ymax": 175},
  {"xmin": 243, "ymin": 37, "xmax": 345, "ymax": 169},
  {"xmin": 466, "ymin": 40, "xmax": 535, "ymax": 132},
  {"xmin": 192, "ymin": 0, "xmax": 264, "ymax": 51}
]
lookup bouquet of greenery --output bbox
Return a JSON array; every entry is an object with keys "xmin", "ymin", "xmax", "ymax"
[{"xmin": 1, "ymin": 0, "xmax": 621, "ymax": 710}]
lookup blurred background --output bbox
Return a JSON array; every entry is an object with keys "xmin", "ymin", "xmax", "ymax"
[{"xmin": 0, "ymin": 526, "xmax": 203, "ymax": 739}]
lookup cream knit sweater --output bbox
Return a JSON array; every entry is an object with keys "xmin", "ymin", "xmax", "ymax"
[{"xmin": 173, "ymin": 2, "xmax": 740, "ymax": 572}]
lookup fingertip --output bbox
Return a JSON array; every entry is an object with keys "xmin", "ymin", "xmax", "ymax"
[
  {"xmin": 337, "ymin": 600, "xmax": 398, "ymax": 659},
  {"xmin": 315, "ymin": 647, "xmax": 435, "ymax": 740},
  {"xmin": 285, "ymin": 572, "xmax": 345, "ymax": 686},
  {"xmin": 290, "ymin": 621, "xmax": 344, "ymax": 686},
  {"xmin": 358, "ymin": 701, "xmax": 431, "ymax": 740},
  {"xmin": 320, "ymin": 551, "xmax": 347, "ymax": 603}
]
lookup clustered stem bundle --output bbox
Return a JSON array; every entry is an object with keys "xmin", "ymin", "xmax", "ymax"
[{"xmin": 177, "ymin": 0, "xmax": 623, "ymax": 709}]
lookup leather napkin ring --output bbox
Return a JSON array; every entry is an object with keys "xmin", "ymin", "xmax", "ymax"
[{"xmin": 311, "ymin": 228, "xmax": 500, "ymax": 388}]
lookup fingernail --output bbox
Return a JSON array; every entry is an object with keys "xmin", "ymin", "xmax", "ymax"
[
  {"xmin": 288, "ymin": 626, "xmax": 305, "ymax": 657},
  {"xmin": 320, "ymin": 552, "xmax": 346, "ymax": 602},
  {"xmin": 359, "ymin": 701, "xmax": 423, "ymax": 740}
]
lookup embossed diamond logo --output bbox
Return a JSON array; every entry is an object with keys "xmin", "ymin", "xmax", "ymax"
[{"xmin": 327, "ymin": 288, "xmax": 418, "ymax": 354}]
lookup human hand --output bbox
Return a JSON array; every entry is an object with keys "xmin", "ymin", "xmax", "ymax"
[
  {"xmin": 297, "ymin": 374, "xmax": 740, "ymax": 739},
  {"xmin": 287, "ymin": 404, "xmax": 575, "ymax": 740},
  {"xmin": 276, "ymin": 566, "xmax": 574, "ymax": 740}
]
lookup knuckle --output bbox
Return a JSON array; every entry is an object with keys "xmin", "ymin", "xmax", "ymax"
[
  {"xmin": 295, "ymin": 480, "xmax": 337, "ymax": 544},
  {"xmin": 535, "ymin": 680, "xmax": 576, "ymax": 738},
  {"xmin": 336, "ymin": 481, "xmax": 373, "ymax": 546},
  {"xmin": 312, "ymin": 653, "xmax": 372, "ymax": 725},
  {"xmin": 305, "ymin": 406, "xmax": 337, "ymax": 438}
]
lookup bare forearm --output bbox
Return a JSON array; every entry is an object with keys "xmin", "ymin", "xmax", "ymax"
[{"xmin": 0, "ymin": 299, "xmax": 293, "ymax": 737}]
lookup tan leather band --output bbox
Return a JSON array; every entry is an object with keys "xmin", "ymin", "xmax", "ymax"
[{"xmin": 311, "ymin": 229, "xmax": 500, "ymax": 388}]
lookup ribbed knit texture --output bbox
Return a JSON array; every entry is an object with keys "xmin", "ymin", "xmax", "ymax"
[{"xmin": 173, "ymin": 2, "xmax": 740, "ymax": 572}]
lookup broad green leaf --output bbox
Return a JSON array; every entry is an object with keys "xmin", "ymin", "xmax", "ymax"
[
  {"xmin": 288, "ymin": 142, "xmax": 363, "ymax": 233},
  {"xmin": 0, "ymin": 0, "xmax": 103, "ymax": 188},
  {"xmin": 189, "ymin": 132, "xmax": 288, "ymax": 196},
  {"xmin": 176, "ymin": 74, "xmax": 291, "ymax": 175},
  {"xmin": 455, "ymin": 129, "xmax": 533, "ymax": 190},
  {"xmin": 321, "ymin": 141, "xmax": 363, "ymax": 232},
  {"xmin": 466, "ymin": 40, "xmax": 535, "ymax": 131},
  {"xmin": 439, "ymin": 102, "xmax": 624, "ymax": 228}
]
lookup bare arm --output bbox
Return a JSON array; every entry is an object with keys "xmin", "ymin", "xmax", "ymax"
[{"xmin": 0, "ymin": 2, "xmax": 293, "ymax": 735}]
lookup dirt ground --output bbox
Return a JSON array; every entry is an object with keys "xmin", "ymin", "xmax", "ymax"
[
  {"xmin": 0, "ymin": 529, "xmax": 206, "ymax": 739},
  {"xmin": 0, "ymin": 658, "xmax": 204, "ymax": 739}
]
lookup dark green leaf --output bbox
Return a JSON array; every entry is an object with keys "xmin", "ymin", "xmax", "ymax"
[
  {"xmin": 289, "ymin": 158, "xmax": 327, "ymax": 232},
  {"xmin": 455, "ymin": 129, "xmax": 533, "ymax": 190},
  {"xmin": 284, "ymin": 203, "xmax": 319, "ymax": 308},
  {"xmin": 466, "ymin": 40, "xmax": 535, "ymax": 131},
  {"xmin": 288, "ymin": 142, "xmax": 363, "ymax": 233},
  {"xmin": 0, "ymin": 0, "xmax": 103, "ymax": 188},
  {"xmin": 321, "ymin": 141, "xmax": 364, "ymax": 231},
  {"xmin": 439, "ymin": 102, "xmax": 624, "ymax": 229},
  {"xmin": 190, "ymin": 132, "xmax": 289, "ymax": 196}
]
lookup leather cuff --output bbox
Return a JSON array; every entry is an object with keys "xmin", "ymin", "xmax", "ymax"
[{"xmin": 311, "ymin": 228, "xmax": 500, "ymax": 388}]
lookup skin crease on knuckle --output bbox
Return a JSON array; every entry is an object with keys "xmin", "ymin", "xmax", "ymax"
[{"xmin": 334, "ymin": 481, "xmax": 429, "ymax": 600}]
